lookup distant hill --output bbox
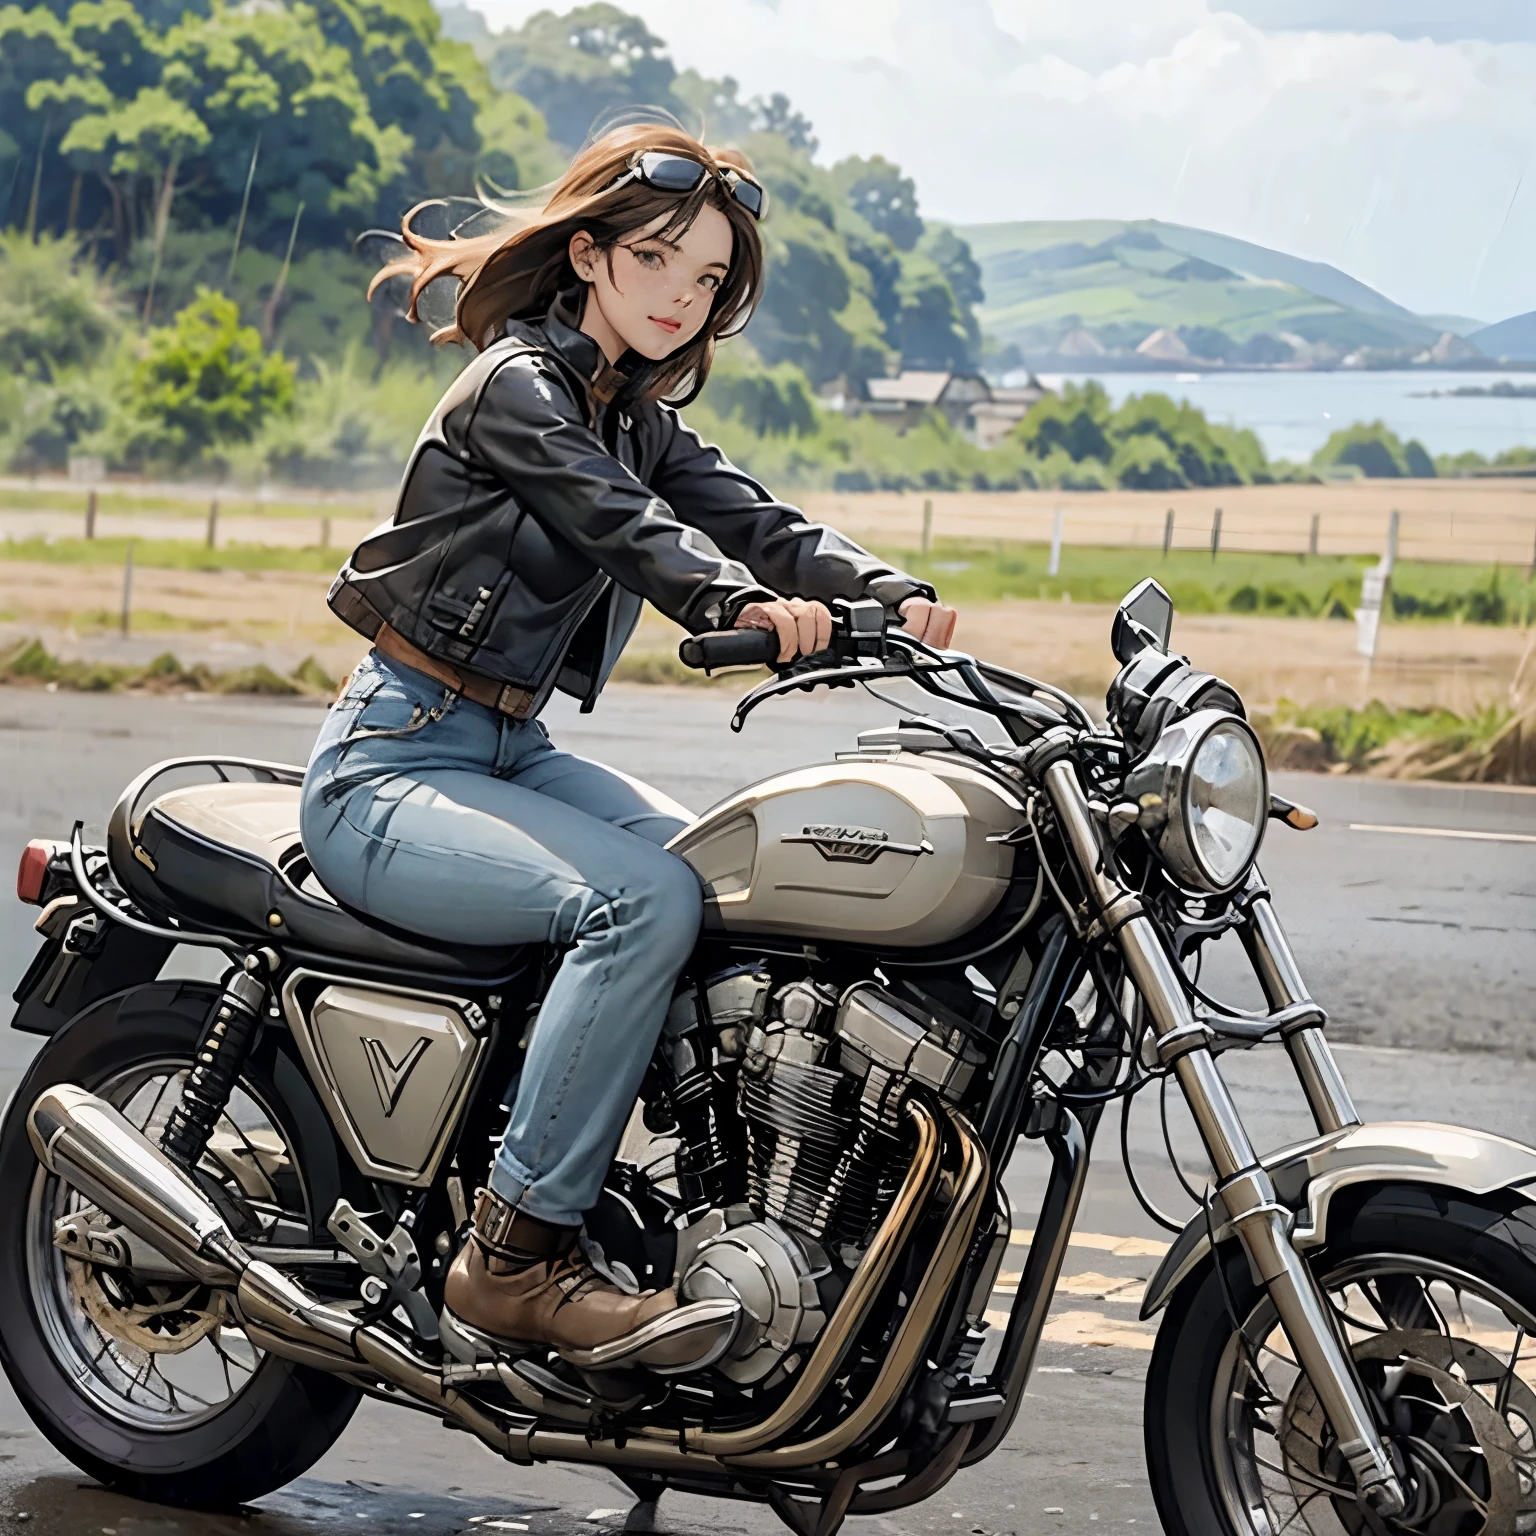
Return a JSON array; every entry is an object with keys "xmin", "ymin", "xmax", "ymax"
[
  {"xmin": 954, "ymin": 218, "xmax": 1459, "ymax": 368},
  {"xmin": 1470, "ymin": 311, "xmax": 1536, "ymax": 361}
]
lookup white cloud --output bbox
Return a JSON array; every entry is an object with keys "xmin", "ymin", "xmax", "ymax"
[{"xmin": 465, "ymin": 0, "xmax": 1536, "ymax": 323}]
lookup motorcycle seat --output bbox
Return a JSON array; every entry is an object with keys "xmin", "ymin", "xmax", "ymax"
[{"xmin": 112, "ymin": 776, "xmax": 536, "ymax": 980}]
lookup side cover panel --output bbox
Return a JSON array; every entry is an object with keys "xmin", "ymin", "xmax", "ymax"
[{"xmin": 280, "ymin": 972, "xmax": 488, "ymax": 1188}]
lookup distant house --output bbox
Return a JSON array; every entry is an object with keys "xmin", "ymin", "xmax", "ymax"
[
  {"xmin": 1057, "ymin": 327, "xmax": 1107, "ymax": 358},
  {"xmin": 853, "ymin": 369, "xmax": 1048, "ymax": 447},
  {"xmin": 1135, "ymin": 327, "xmax": 1191, "ymax": 362}
]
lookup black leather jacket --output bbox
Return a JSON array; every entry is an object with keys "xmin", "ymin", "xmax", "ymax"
[{"xmin": 328, "ymin": 298, "xmax": 932, "ymax": 713}]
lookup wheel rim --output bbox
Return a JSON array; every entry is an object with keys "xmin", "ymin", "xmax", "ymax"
[
  {"xmin": 25, "ymin": 1057, "xmax": 311, "ymax": 1431},
  {"xmin": 1211, "ymin": 1254, "xmax": 1536, "ymax": 1536}
]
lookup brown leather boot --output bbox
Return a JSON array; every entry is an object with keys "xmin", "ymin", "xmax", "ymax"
[{"xmin": 443, "ymin": 1190, "xmax": 738, "ymax": 1373}]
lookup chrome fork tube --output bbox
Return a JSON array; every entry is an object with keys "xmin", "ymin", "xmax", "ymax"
[
  {"xmin": 1240, "ymin": 878, "xmax": 1360, "ymax": 1135},
  {"xmin": 1040, "ymin": 761, "xmax": 1403, "ymax": 1516}
]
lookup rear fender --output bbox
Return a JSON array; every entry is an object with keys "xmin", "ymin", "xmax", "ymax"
[
  {"xmin": 11, "ymin": 900, "xmax": 173, "ymax": 1037},
  {"xmin": 1140, "ymin": 1121, "xmax": 1536, "ymax": 1319}
]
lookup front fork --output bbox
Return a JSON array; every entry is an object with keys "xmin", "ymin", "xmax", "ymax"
[{"xmin": 1039, "ymin": 758, "xmax": 1404, "ymax": 1518}]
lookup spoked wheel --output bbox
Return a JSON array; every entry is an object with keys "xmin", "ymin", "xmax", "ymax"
[
  {"xmin": 30, "ymin": 1059, "xmax": 298, "ymax": 1428},
  {"xmin": 1147, "ymin": 1184, "xmax": 1536, "ymax": 1536},
  {"xmin": 0, "ymin": 982, "xmax": 361, "ymax": 1507}
]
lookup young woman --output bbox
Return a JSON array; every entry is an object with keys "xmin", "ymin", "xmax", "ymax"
[{"xmin": 302, "ymin": 123, "xmax": 957, "ymax": 1367}]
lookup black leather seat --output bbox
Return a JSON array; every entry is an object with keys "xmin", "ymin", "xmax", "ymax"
[{"xmin": 113, "ymin": 776, "xmax": 536, "ymax": 979}]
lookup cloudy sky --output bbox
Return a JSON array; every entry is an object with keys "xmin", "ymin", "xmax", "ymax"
[{"xmin": 464, "ymin": 0, "xmax": 1536, "ymax": 326}]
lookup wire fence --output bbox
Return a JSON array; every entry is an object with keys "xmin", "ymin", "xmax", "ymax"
[{"xmin": 803, "ymin": 483, "xmax": 1536, "ymax": 568}]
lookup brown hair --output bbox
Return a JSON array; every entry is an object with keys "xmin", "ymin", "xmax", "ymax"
[{"xmin": 371, "ymin": 123, "xmax": 765, "ymax": 403}]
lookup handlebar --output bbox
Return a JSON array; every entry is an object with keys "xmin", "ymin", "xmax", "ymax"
[
  {"xmin": 676, "ymin": 596, "xmax": 1093, "ymax": 741},
  {"xmin": 677, "ymin": 628, "xmax": 782, "ymax": 672}
]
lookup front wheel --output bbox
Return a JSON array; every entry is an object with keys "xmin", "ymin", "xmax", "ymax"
[
  {"xmin": 1146, "ymin": 1183, "xmax": 1536, "ymax": 1536},
  {"xmin": 0, "ymin": 981, "xmax": 362, "ymax": 1508}
]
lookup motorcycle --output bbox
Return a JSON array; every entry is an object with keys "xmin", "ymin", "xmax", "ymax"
[{"xmin": 7, "ymin": 579, "xmax": 1536, "ymax": 1536}]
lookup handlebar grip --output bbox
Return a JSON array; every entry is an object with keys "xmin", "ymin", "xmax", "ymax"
[{"xmin": 678, "ymin": 629, "xmax": 781, "ymax": 671}]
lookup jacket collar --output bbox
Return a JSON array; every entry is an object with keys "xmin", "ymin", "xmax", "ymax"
[{"xmin": 541, "ymin": 289, "xmax": 647, "ymax": 412}]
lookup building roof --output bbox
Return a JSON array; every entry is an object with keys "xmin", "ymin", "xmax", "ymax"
[{"xmin": 864, "ymin": 370, "xmax": 992, "ymax": 406}]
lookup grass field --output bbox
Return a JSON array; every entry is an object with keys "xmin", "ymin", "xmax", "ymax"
[{"xmin": 8, "ymin": 532, "xmax": 1532, "ymax": 625}]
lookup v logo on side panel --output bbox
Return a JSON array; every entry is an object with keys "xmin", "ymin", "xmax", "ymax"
[{"xmin": 362, "ymin": 1035, "xmax": 431, "ymax": 1117}]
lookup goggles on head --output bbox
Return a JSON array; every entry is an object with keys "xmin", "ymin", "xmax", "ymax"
[{"xmin": 605, "ymin": 151, "xmax": 767, "ymax": 221}]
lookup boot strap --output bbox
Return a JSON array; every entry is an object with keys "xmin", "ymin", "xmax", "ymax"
[{"xmin": 470, "ymin": 1187, "xmax": 573, "ymax": 1263}]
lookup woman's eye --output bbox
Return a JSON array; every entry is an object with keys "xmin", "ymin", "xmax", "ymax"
[
  {"xmin": 699, "ymin": 274, "xmax": 721, "ymax": 292},
  {"xmin": 633, "ymin": 248, "xmax": 664, "ymax": 268}
]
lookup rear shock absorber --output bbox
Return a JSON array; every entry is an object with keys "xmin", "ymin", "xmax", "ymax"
[{"xmin": 160, "ymin": 953, "xmax": 271, "ymax": 1170}]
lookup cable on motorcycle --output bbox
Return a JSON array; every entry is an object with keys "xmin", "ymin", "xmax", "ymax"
[{"xmin": 1120, "ymin": 1082, "xmax": 1186, "ymax": 1235}]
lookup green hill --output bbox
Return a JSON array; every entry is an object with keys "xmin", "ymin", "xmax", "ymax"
[{"xmin": 955, "ymin": 219, "xmax": 1452, "ymax": 367}]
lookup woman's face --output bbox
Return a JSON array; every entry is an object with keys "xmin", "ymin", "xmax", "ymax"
[{"xmin": 570, "ymin": 201, "xmax": 735, "ymax": 363}]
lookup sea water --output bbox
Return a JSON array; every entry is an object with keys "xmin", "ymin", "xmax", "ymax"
[{"xmin": 1031, "ymin": 370, "xmax": 1536, "ymax": 464}]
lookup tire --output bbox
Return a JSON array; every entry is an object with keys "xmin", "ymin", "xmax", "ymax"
[
  {"xmin": 0, "ymin": 980, "xmax": 362, "ymax": 1508},
  {"xmin": 1145, "ymin": 1182, "xmax": 1536, "ymax": 1536}
]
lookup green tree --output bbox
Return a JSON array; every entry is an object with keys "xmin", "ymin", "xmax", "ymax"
[
  {"xmin": 1313, "ymin": 419, "xmax": 1411, "ymax": 478},
  {"xmin": 118, "ymin": 287, "xmax": 294, "ymax": 465},
  {"xmin": 698, "ymin": 342, "xmax": 817, "ymax": 436},
  {"xmin": 1110, "ymin": 431, "xmax": 1185, "ymax": 490},
  {"xmin": 484, "ymin": 4, "xmax": 676, "ymax": 149},
  {"xmin": 1015, "ymin": 381, "xmax": 1113, "ymax": 462},
  {"xmin": 0, "ymin": 229, "xmax": 118, "ymax": 378},
  {"xmin": 832, "ymin": 155, "xmax": 922, "ymax": 251}
]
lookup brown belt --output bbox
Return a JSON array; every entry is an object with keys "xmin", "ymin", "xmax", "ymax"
[{"xmin": 373, "ymin": 623, "xmax": 537, "ymax": 719}]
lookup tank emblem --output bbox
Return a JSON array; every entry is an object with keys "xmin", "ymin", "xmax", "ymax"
[
  {"xmin": 363, "ymin": 1035, "xmax": 432, "ymax": 1116},
  {"xmin": 780, "ymin": 825, "xmax": 933, "ymax": 863}
]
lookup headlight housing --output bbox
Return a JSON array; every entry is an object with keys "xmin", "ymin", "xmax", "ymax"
[{"xmin": 1125, "ymin": 709, "xmax": 1268, "ymax": 892}]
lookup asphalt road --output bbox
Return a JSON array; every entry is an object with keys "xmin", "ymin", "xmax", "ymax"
[{"xmin": 2, "ymin": 681, "xmax": 1535, "ymax": 1536}]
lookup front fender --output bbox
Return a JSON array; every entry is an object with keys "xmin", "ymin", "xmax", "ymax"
[{"xmin": 1141, "ymin": 1121, "xmax": 1536, "ymax": 1319}]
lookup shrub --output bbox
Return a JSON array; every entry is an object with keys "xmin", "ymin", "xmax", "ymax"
[{"xmin": 111, "ymin": 289, "xmax": 296, "ymax": 469}]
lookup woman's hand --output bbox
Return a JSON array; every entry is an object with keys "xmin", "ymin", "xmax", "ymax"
[
  {"xmin": 733, "ymin": 597, "xmax": 833, "ymax": 663},
  {"xmin": 899, "ymin": 595, "xmax": 958, "ymax": 648}
]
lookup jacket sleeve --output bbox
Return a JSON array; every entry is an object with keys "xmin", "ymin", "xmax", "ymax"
[
  {"xmin": 464, "ymin": 356, "xmax": 775, "ymax": 633},
  {"xmin": 650, "ymin": 407, "xmax": 937, "ymax": 612}
]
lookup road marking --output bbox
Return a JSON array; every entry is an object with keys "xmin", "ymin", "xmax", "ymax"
[
  {"xmin": 1350, "ymin": 822, "xmax": 1536, "ymax": 846},
  {"xmin": 1010, "ymin": 1229, "xmax": 1171, "ymax": 1258},
  {"xmin": 984, "ymin": 1307, "xmax": 1156, "ymax": 1349}
]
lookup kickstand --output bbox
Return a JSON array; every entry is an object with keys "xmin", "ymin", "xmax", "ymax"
[{"xmin": 619, "ymin": 1472, "xmax": 664, "ymax": 1531}]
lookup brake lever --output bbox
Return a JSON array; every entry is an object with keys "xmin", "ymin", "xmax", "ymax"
[{"xmin": 730, "ymin": 656, "xmax": 926, "ymax": 733}]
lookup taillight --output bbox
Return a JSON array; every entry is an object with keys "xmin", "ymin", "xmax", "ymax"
[{"xmin": 17, "ymin": 840, "xmax": 54, "ymax": 905}]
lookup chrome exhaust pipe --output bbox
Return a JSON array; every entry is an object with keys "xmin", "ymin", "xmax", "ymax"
[
  {"xmin": 28, "ymin": 1084, "xmax": 250, "ymax": 1288},
  {"xmin": 27, "ymin": 1085, "xmax": 364, "ymax": 1361},
  {"xmin": 23, "ymin": 1084, "xmax": 547, "ymax": 1466}
]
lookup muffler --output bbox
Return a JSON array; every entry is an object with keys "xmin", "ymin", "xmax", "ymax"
[
  {"xmin": 27, "ymin": 1084, "xmax": 359, "ymax": 1358},
  {"xmin": 28, "ymin": 1084, "xmax": 250, "ymax": 1288}
]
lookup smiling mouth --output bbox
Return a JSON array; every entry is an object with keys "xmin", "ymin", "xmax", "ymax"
[{"xmin": 651, "ymin": 316, "xmax": 682, "ymax": 333}]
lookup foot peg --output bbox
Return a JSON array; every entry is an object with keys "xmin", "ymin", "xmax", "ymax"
[
  {"xmin": 563, "ymin": 1296, "xmax": 740, "ymax": 1375},
  {"xmin": 440, "ymin": 1295, "xmax": 740, "ymax": 1376}
]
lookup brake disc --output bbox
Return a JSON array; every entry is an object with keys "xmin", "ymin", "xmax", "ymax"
[{"xmin": 1281, "ymin": 1329, "xmax": 1536, "ymax": 1536}]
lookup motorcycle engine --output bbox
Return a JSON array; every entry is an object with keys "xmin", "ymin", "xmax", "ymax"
[{"xmin": 662, "ymin": 968, "xmax": 984, "ymax": 1388}]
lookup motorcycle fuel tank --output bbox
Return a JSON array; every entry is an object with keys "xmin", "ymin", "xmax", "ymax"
[{"xmin": 669, "ymin": 754, "xmax": 1020, "ymax": 947}]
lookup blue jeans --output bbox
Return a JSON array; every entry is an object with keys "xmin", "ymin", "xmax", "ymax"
[{"xmin": 299, "ymin": 651, "xmax": 702, "ymax": 1228}]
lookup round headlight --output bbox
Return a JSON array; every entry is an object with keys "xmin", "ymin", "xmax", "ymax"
[{"xmin": 1126, "ymin": 710, "xmax": 1268, "ymax": 892}]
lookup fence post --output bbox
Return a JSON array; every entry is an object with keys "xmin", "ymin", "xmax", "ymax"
[
  {"xmin": 120, "ymin": 541, "xmax": 135, "ymax": 638},
  {"xmin": 1210, "ymin": 507, "xmax": 1222, "ymax": 561},
  {"xmin": 1309, "ymin": 512, "xmax": 1320, "ymax": 558},
  {"xmin": 1048, "ymin": 506, "xmax": 1065, "ymax": 577},
  {"xmin": 1385, "ymin": 509, "xmax": 1400, "ymax": 576},
  {"xmin": 320, "ymin": 515, "xmax": 332, "ymax": 551},
  {"xmin": 84, "ymin": 488, "xmax": 97, "ymax": 540},
  {"xmin": 206, "ymin": 497, "xmax": 219, "ymax": 550},
  {"xmin": 920, "ymin": 497, "xmax": 933, "ymax": 557},
  {"xmin": 1162, "ymin": 507, "xmax": 1174, "ymax": 558}
]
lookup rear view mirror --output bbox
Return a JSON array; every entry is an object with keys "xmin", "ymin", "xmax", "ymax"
[{"xmin": 1112, "ymin": 578, "xmax": 1174, "ymax": 664}]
